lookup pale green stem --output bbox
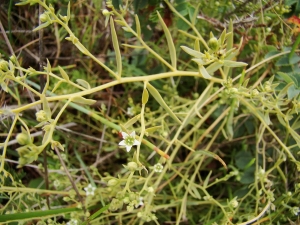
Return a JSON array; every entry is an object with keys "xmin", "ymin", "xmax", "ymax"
[{"xmin": 0, "ymin": 115, "xmax": 18, "ymax": 174}]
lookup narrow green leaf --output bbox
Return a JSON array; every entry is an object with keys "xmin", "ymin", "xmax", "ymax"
[
  {"xmin": 289, "ymin": 127, "xmax": 300, "ymax": 147},
  {"xmin": 289, "ymin": 34, "xmax": 300, "ymax": 61},
  {"xmin": 198, "ymin": 65, "xmax": 212, "ymax": 79},
  {"xmin": 142, "ymin": 88, "xmax": 149, "ymax": 105},
  {"xmin": 203, "ymin": 170, "xmax": 212, "ymax": 188},
  {"xmin": 42, "ymin": 95, "xmax": 51, "ymax": 119},
  {"xmin": 76, "ymin": 79, "xmax": 91, "ymax": 89},
  {"xmin": 122, "ymin": 44, "xmax": 144, "ymax": 49},
  {"xmin": 72, "ymin": 96, "xmax": 96, "ymax": 105},
  {"xmin": 194, "ymin": 39, "xmax": 200, "ymax": 52},
  {"xmin": 58, "ymin": 66, "xmax": 70, "ymax": 82},
  {"xmin": 32, "ymin": 22, "xmax": 50, "ymax": 32},
  {"xmin": 189, "ymin": 185, "xmax": 202, "ymax": 199},
  {"xmin": 192, "ymin": 150, "xmax": 227, "ymax": 170},
  {"xmin": 181, "ymin": 46, "xmax": 203, "ymax": 58},
  {"xmin": 67, "ymin": 1, "xmax": 71, "ymax": 21},
  {"xmin": 223, "ymin": 60, "xmax": 247, "ymax": 68},
  {"xmin": 146, "ymin": 83, "xmax": 182, "ymax": 124},
  {"xmin": 157, "ymin": 11, "xmax": 177, "ymax": 69},
  {"xmin": 82, "ymin": 204, "xmax": 110, "ymax": 225},
  {"xmin": 110, "ymin": 17, "xmax": 122, "ymax": 78},
  {"xmin": 206, "ymin": 61, "xmax": 223, "ymax": 74},
  {"xmin": 135, "ymin": 14, "xmax": 141, "ymax": 37},
  {"xmin": 114, "ymin": 19, "xmax": 126, "ymax": 26},
  {"xmin": 145, "ymin": 126, "xmax": 162, "ymax": 134},
  {"xmin": 123, "ymin": 114, "xmax": 141, "ymax": 128}
]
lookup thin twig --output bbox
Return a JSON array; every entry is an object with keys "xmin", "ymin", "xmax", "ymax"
[{"xmin": 53, "ymin": 146, "xmax": 86, "ymax": 213}]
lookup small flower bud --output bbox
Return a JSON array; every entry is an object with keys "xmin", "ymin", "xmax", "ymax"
[
  {"xmin": 36, "ymin": 110, "xmax": 47, "ymax": 122},
  {"xmin": 208, "ymin": 37, "xmax": 219, "ymax": 51},
  {"xmin": 123, "ymin": 197, "xmax": 130, "ymax": 204},
  {"xmin": 252, "ymin": 89, "xmax": 259, "ymax": 96},
  {"xmin": 16, "ymin": 133, "xmax": 30, "ymax": 145},
  {"xmin": 39, "ymin": 13, "xmax": 48, "ymax": 23},
  {"xmin": 107, "ymin": 178, "xmax": 118, "ymax": 187},
  {"xmin": 0, "ymin": 60, "xmax": 9, "ymax": 71},
  {"xmin": 102, "ymin": 9, "xmax": 110, "ymax": 16},
  {"xmin": 229, "ymin": 197, "xmax": 238, "ymax": 208},
  {"xmin": 127, "ymin": 162, "xmax": 138, "ymax": 171}
]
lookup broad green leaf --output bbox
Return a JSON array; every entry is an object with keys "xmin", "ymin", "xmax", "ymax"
[
  {"xmin": 288, "ymin": 84, "xmax": 300, "ymax": 99},
  {"xmin": 278, "ymin": 82, "xmax": 293, "ymax": 99},
  {"xmin": 76, "ymin": 79, "xmax": 91, "ymax": 89},
  {"xmin": 72, "ymin": 96, "xmax": 96, "ymax": 105},
  {"xmin": 110, "ymin": 17, "xmax": 122, "ymax": 78},
  {"xmin": 157, "ymin": 11, "xmax": 177, "ymax": 69},
  {"xmin": 277, "ymin": 71, "xmax": 294, "ymax": 84},
  {"xmin": 146, "ymin": 83, "xmax": 182, "ymax": 124}
]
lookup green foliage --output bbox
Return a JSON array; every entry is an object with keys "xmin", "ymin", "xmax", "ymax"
[{"xmin": 0, "ymin": 0, "xmax": 300, "ymax": 224}]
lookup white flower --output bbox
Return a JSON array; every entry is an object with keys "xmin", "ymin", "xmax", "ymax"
[
  {"xmin": 291, "ymin": 206, "xmax": 300, "ymax": 216},
  {"xmin": 84, "ymin": 184, "xmax": 96, "ymax": 196},
  {"xmin": 153, "ymin": 163, "xmax": 164, "ymax": 173},
  {"xmin": 138, "ymin": 197, "xmax": 144, "ymax": 206},
  {"xmin": 119, "ymin": 131, "xmax": 140, "ymax": 152},
  {"xmin": 66, "ymin": 219, "xmax": 78, "ymax": 225},
  {"xmin": 127, "ymin": 107, "xmax": 135, "ymax": 116},
  {"xmin": 229, "ymin": 197, "xmax": 238, "ymax": 208}
]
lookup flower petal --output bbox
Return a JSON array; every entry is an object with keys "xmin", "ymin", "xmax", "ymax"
[
  {"xmin": 121, "ymin": 132, "xmax": 129, "ymax": 138},
  {"xmin": 119, "ymin": 140, "xmax": 126, "ymax": 146},
  {"xmin": 129, "ymin": 131, "xmax": 136, "ymax": 137},
  {"xmin": 125, "ymin": 145, "xmax": 132, "ymax": 152},
  {"xmin": 133, "ymin": 139, "xmax": 140, "ymax": 146}
]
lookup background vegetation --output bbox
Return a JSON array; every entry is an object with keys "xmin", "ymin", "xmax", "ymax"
[{"xmin": 0, "ymin": 0, "xmax": 300, "ymax": 224}]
